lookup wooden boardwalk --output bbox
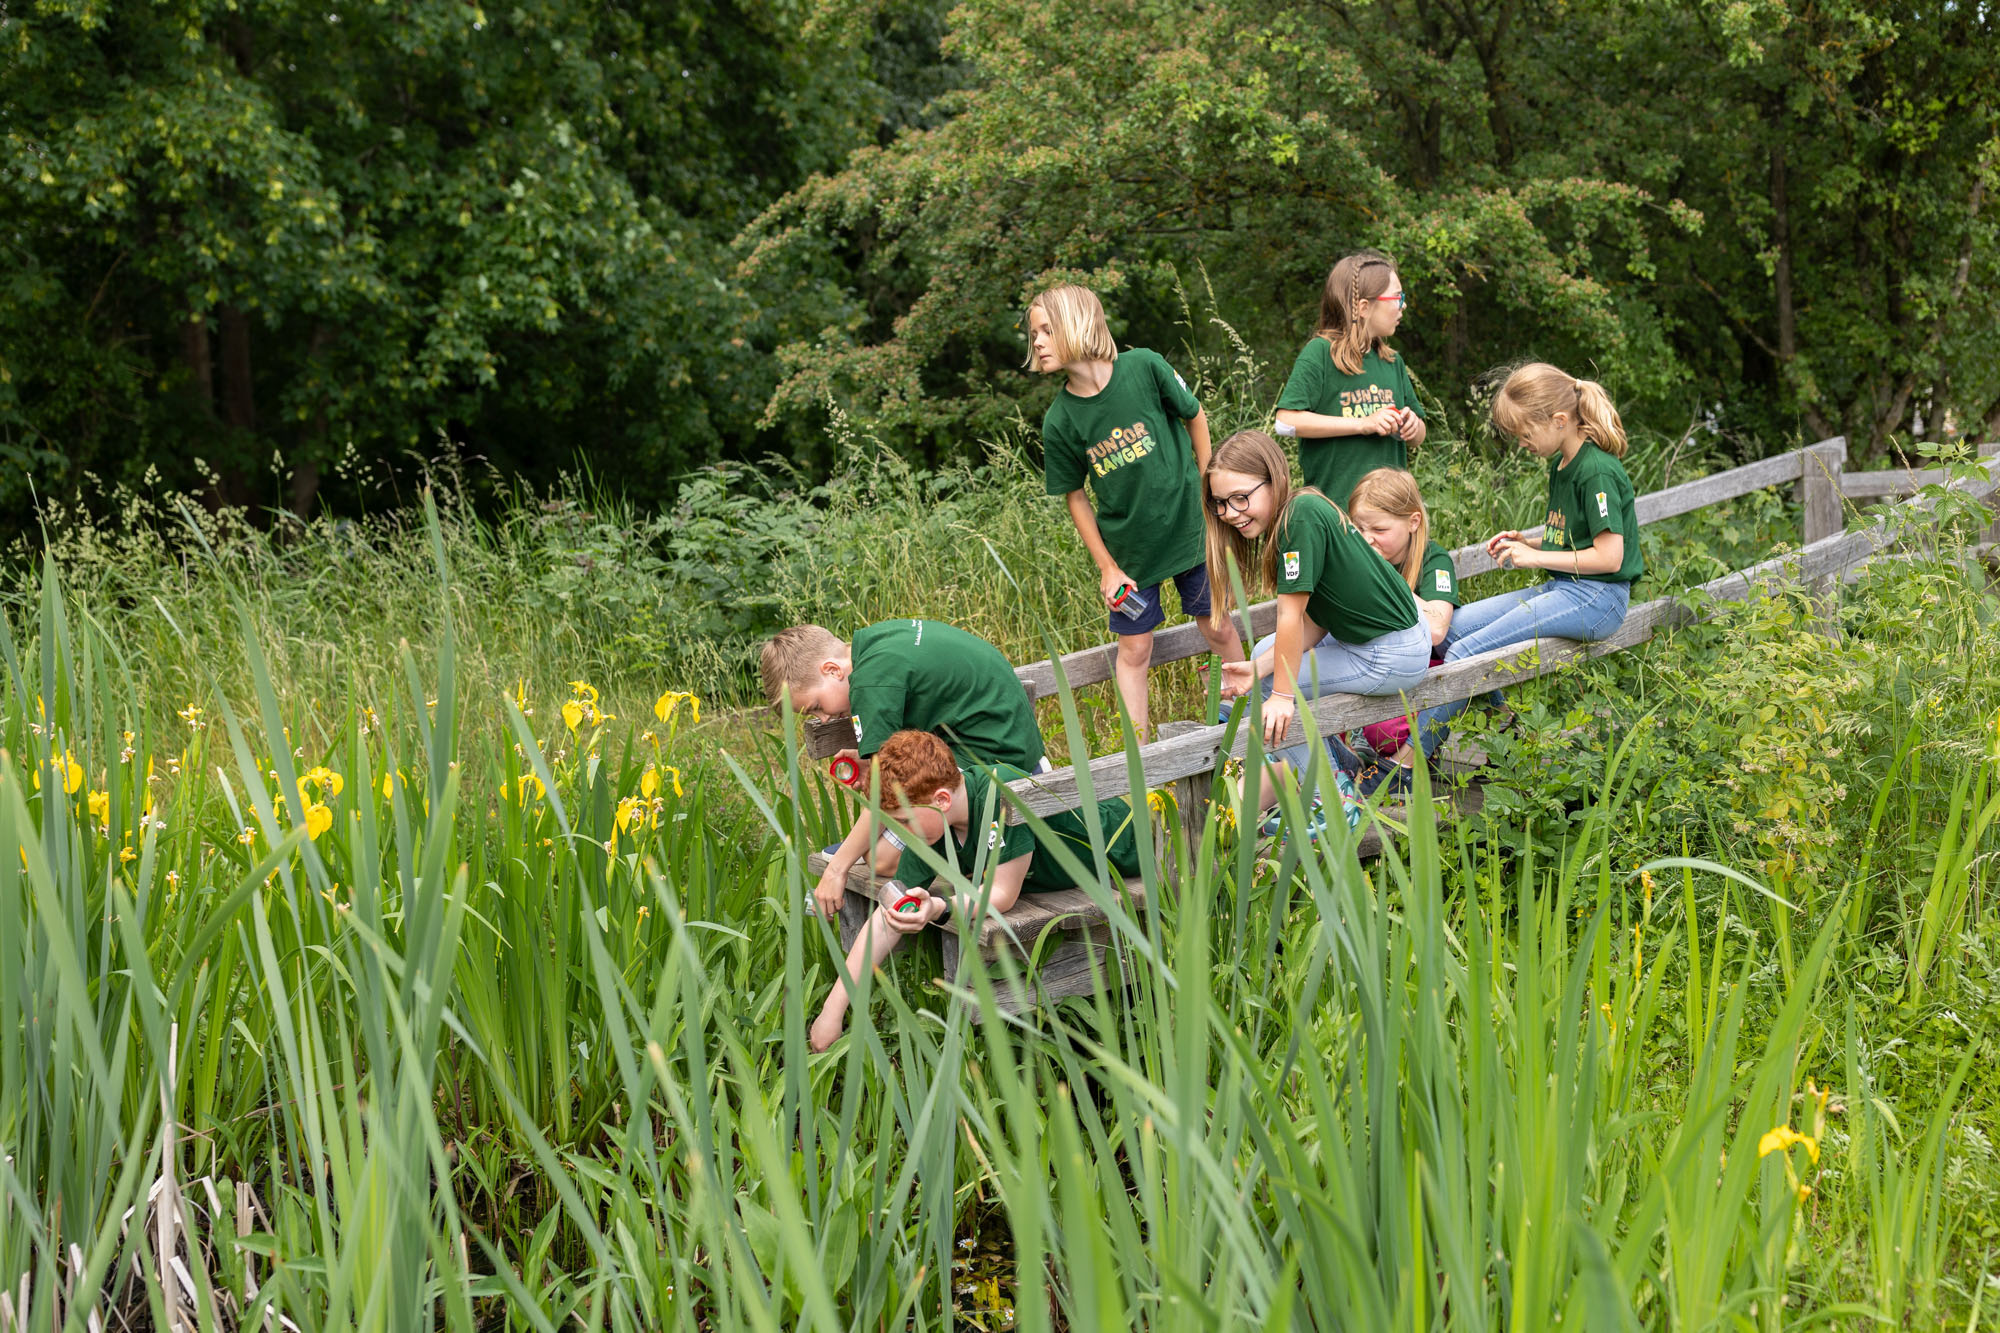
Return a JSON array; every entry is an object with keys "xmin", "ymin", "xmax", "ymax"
[{"xmin": 798, "ymin": 436, "xmax": 1999, "ymax": 1008}]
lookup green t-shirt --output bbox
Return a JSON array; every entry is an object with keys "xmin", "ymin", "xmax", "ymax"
[
  {"xmin": 1273, "ymin": 494, "xmax": 1421, "ymax": 645},
  {"xmin": 1274, "ymin": 339, "xmax": 1424, "ymax": 510},
  {"xmin": 850, "ymin": 620, "xmax": 1046, "ymax": 769},
  {"xmin": 930, "ymin": 763, "xmax": 1143, "ymax": 895},
  {"xmin": 1417, "ymin": 539, "xmax": 1461, "ymax": 607},
  {"xmin": 1543, "ymin": 444, "xmax": 1644, "ymax": 584},
  {"xmin": 1041, "ymin": 347, "xmax": 1207, "ymax": 590}
]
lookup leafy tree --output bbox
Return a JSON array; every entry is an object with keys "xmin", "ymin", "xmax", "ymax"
[
  {"xmin": 0, "ymin": 0, "xmax": 882, "ymax": 522},
  {"xmin": 750, "ymin": 0, "xmax": 1999, "ymax": 463}
]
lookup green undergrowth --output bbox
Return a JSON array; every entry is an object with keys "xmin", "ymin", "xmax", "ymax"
[{"xmin": 7, "ymin": 426, "xmax": 2000, "ymax": 1325}]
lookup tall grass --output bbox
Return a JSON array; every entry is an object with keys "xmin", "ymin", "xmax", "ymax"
[{"xmin": 1, "ymin": 477, "xmax": 1996, "ymax": 1328}]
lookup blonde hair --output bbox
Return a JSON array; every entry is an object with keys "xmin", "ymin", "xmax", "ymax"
[
  {"xmin": 1347, "ymin": 468, "xmax": 1431, "ymax": 591},
  {"xmin": 759, "ymin": 624, "xmax": 843, "ymax": 705},
  {"xmin": 1202, "ymin": 429, "xmax": 1341, "ymax": 633},
  {"xmin": 1315, "ymin": 251, "xmax": 1400, "ymax": 376},
  {"xmin": 868, "ymin": 730, "xmax": 960, "ymax": 809},
  {"xmin": 1491, "ymin": 362, "xmax": 1629, "ymax": 458},
  {"xmin": 1023, "ymin": 284, "xmax": 1118, "ymax": 369}
]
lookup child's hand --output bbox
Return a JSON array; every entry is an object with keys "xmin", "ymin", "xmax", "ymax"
[
  {"xmin": 1485, "ymin": 530, "xmax": 1524, "ymax": 558},
  {"xmin": 887, "ymin": 893, "xmax": 946, "ymax": 935},
  {"xmin": 1261, "ymin": 692, "xmax": 1297, "ymax": 749},
  {"xmin": 808, "ymin": 1008, "xmax": 846, "ymax": 1053},
  {"xmin": 1218, "ymin": 660, "xmax": 1258, "ymax": 700},
  {"xmin": 813, "ymin": 868, "xmax": 847, "ymax": 920},
  {"xmin": 1100, "ymin": 566, "xmax": 1136, "ymax": 608},
  {"xmin": 1491, "ymin": 538, "xmax": 1535, "ymax": 570},
  {"xmin": 1363, "ymin": 406, "xmax": 1403, "ymax": 436},
  {"xmin": 1396, "ymin": 408, "xmax": 1422, "ymax": 441}
]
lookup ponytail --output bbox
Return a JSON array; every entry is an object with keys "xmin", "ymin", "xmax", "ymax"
[
  {"xmin": 1573, "ymin": 378, "xmax": 1628, "ymax": 458},
  {"xmin": 1492, "ymin": 362, "xmax": 1629, "ymax": 458}
]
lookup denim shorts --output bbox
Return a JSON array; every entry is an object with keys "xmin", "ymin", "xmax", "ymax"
[{"xmin": 1110, "ymin": 561, "xmax": 1213, "ymax": 636}]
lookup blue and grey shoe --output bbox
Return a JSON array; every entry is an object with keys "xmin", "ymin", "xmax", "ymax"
[
  {"xmin": 1258, "ymin": 797, "xmax": 1340, "ymax": 843},
  {"xmin": 1330, "ymin": 767, "xmax": 1365, "ymax": 829}
]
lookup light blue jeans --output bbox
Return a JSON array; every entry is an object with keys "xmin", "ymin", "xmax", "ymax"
[
  {"xmin": 1416, "ymin": 575, "xmax": 1632, "ymax": 742},
  {"xmin": 1245, "ymin": 620, "xmax": 1433, "ymax": 774}
]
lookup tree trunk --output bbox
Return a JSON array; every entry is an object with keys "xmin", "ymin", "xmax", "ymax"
[
  {"xmin": 290, "ymin": 323, "xmax": 333, "ymax": 518},
  {"xmin": 1770, "ymin": 139, "xmax": 1795, "ymax": 368},
  {"xmin": 211, "ymin": 305, "xmax": 256, "ymax": 510}
]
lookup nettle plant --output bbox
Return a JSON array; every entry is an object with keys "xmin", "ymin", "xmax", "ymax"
[{"xmin": 1662, "ymin": 591, "xmax": 1873, "ymax": 886}]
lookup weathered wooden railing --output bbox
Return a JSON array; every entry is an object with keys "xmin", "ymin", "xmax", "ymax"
[{"xmin": 800, "ymin": 435, "xmax": 1999, "ymax": 1009}]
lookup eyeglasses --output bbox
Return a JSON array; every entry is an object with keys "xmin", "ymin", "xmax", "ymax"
[
  {"xmin": 1209, "ymin": 480, "xmax": 1269, "ymax": 515},
  {"xmin": 1373, "ymin": 292, "xmax": 1408, "ymax": 309}
]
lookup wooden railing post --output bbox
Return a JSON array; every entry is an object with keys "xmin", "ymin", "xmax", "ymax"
[{"xmin": 1801, "ymin": 437, "xmax": 1847, "ymax": 634}]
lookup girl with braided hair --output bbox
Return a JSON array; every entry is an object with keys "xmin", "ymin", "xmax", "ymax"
[{"xmin": 1274, "ymin": 251, "xmax": 1428, "ymax": 510}]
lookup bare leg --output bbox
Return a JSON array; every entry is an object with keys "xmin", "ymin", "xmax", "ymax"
[
  {"xmin": 1114, "ymin": 630, "xmax": 1155, "ymax": 740},
  {"xmin": 810, "ymin": 896, "xmax": 946, "ymax": 1051},
  {"xmin": 1196, "ymin": 615, "xmax": 1247, "ymax": 665}
]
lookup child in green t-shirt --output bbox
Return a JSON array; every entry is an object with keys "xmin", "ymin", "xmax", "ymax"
[
  {"xmin": 1345, "ymin": 467, "xmax": 1461, "ymax": 796},
  {"xmin": 806, "ymin": 730, "xmax": 1144, "ymax": 1052},
  {"xmin": 1204, "ymin": 430, "xmax": 1433, "ymax": 840},
  {"xmin": 1274, "ymin": 250, "xmax": 1428, "ymax": 510},
  {"xmin": 760, "ymin": 620, "xmax": 1048, "ymax": 922},
  {"xmin": 1029, "ymin": 284, "xmax": 1246, "ymax": 738},
  {"xmin": 1411, "ymin": 363, "xmax": 1645, "ymax": 759}
]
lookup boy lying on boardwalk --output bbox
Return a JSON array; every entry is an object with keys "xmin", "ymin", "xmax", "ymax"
[
  {"xmin": 761, "ymin": 620, "xmax": 1048, "ymax": 921},
  {"xmin": 807, "ymin": 729, "xmax": 1140, "ymax": 1052}
]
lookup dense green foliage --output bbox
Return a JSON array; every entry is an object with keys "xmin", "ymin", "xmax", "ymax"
[
  {"xmin": 7, "ymin": 0, "xmax": 1996, "ymax": 532},
  {"xmin": 0, "ymin": 0, "xmax": 927, "ymax": 520},
  {"xmin": 7, "ymin": 429, "xmax": 2000, "ymax": 1326},
  {"xmin": 751, "ymin": 0, "xmax": 2000, "ymax": 464}
]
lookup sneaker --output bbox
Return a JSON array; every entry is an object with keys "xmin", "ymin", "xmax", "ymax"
[
  {"xmin": 1329, "ymin": 767, "xmax": 1364, "ymax": 829},
  {"xmin": 1258, "ymin": 797, "xmax": 1336, "ymax": 842},
  {"xmin": 1357, "ymin": 762, "xmax": 1414, "ymax": 800}
]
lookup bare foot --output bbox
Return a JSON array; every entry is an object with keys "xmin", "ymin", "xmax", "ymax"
[{"xmin": 808, "ymin": 1008, "xmax": 846, "ymax": 1053}]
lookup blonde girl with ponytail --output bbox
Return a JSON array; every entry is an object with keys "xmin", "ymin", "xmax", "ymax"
[
  {"xmin": 1274, "ymin": 251, "xmax": 1428, "ymax": 511},
  {"xmin": 1203, "ymin": 430, "xmax": 1433, "ymax": 837},
  {"xmin": 1402, "ymin": 363, "xmax": 1646, "ymax": 768}
]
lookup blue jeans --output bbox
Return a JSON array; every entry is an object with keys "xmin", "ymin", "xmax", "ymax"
[
  {"xmin": 1415, "ymin": 576, "xmax": 1632, "ymax": 744},
  {"xmin": 1245, "ymin": 620, "xmax": 1433, "ymax": 774}
]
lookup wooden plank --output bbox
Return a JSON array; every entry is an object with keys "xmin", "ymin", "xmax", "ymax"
[
  {"xmin": 1839, "ymin": 442, "xmax": 1999, "ymax": 499},
  {"xmin": 1800, "ymin": 438, "xmax": 1849, "ymax": 544},
  {"xmin": 941, "ymin": 920, "xmax": 1126, "ymax": 1015},
  {"xmin": 1011, "ymin": 441, "xmax": 1826, "ymax": 680},
  {"xmin": 1448, "ymin": 445, "xmax": 1816, "ymax": 578},
  {"xmin": 1002, "ymin": 475, "xmax": 2000, "ymax": 819},
  {"xmin": 1013, "ymin": 601, "xmax": 1277, "ymax": 701}
]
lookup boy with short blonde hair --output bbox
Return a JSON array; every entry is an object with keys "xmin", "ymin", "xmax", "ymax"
[{"xmin": 761, "ymin": 617, "xmax": 1047, "ymax": 921}]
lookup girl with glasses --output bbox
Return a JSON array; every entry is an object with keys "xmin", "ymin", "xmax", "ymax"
[
  {"xmin": 1274, "ymin": 250, "xmax": 1428, "ymax": 511},
  {"xmin": 1204, "ymin": 429, "xmax": 1433, "ymax": 840}
]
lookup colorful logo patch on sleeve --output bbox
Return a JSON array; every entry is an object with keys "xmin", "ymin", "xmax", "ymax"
[
  {"xmin": 1283, "ymin": 551, "xmax": 1301, "ymax": 580},
  {"xmin": 1435, "ymin": 570, "xmax": 1452, "ymax": 593},
  {"xmin": 1596, "ymin": 491, "xmax": 1610, "ymax": 518},
  {"xmin": 986, "ymin": 821, "xmax": 1002, "ymax": 849}
]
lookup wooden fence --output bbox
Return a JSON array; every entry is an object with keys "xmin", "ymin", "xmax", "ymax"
[{"xmin": 800, "ymin": 436, "xmax": 1999, "ymax": 1007}]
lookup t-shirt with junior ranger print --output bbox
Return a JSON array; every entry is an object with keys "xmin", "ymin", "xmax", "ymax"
[
  {"xmin": 848, "ymin": 619, "xmax": 1046, "ymax": 770},
  {"xmin": 1417, "ymin": 539, "xmax": 1460, "ymax": 607},
  {"xmin": 1041, "ymin": 347, "xmax": 1207, "ymax": 590},
  {"xmin": 1275, "ymin": 339, "xmax": 1424, "ymax": 511},
  {"xmin": 926, "ymin": 763, "xmax": 1143, "ymax": 896},
  {"xmin": 1543, "ymin": 443, "xmax": 1644, "ymax": 583},
  {"xmin": 1272, "ymin": 493, "xmax": 1421, "ymax": 646}
]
